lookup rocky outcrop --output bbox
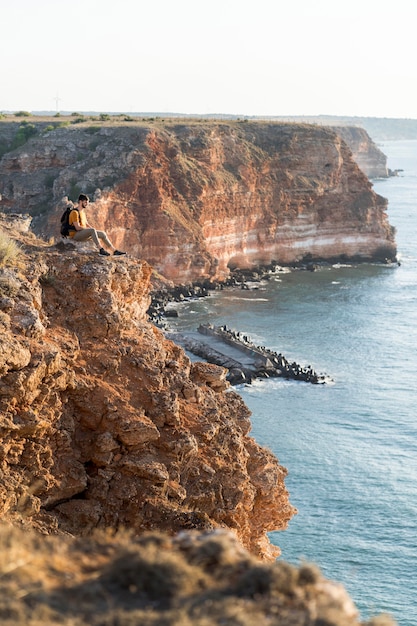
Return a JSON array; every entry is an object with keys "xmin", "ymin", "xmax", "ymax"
[
  {"xmin": 0, "ymin": 118, "xmax": 396, "ymax": 284},
  {"xmin": 0, "ymin": 215, "xmax": 294, "ymax": 560}
]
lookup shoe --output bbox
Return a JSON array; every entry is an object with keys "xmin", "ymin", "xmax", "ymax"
[
  {"xmin": 113, "ymin": 250, "xmax": 126, "ymax": 256},
  {"xmin": 99, "ymin": 248, "xmax": 111, "ymax": 256}
]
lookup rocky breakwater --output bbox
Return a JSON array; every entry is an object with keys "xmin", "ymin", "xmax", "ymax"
[
  {"xmin": 0, "ymin": 214, "xmax": 295, "ymax": 560},
  {"xmin": 170, "ymin": 323, "xmax": 330, "ymax": 386},
  {"xmin": 0, "ymin": 118, "xmax": 396, "ymax": 285}
]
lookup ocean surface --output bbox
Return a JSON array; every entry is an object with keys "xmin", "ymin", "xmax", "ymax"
[{"xmin": 167, "ymin": 140, "xmax": 417, "ymax": 625}]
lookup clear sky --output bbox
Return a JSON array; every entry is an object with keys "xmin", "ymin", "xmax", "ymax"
[{"xmin": 2, "ymin": 0, "xmax": 416, "ymax": 118}]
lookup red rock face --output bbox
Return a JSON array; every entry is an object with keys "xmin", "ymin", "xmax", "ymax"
[
  {"xmin": 90, "ymin": 124, "xmax": 396, "ymax": 282},
  {"xmin": 0, "ymin": 120, "xmax": 396, "ymax": 284}
]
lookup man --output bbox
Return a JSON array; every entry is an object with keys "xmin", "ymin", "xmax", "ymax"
[{"xmin": 68, "ymin": 194, "xmax": 126, "ymax": 256}]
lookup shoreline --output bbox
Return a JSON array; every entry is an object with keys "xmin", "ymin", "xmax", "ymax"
[{"xmin": 147, "ymin": 257, "xmax": 399, "ymax": 327}]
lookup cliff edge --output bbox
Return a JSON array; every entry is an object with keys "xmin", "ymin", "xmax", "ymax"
[{"xmin": 0, "ymin": 214, "xmax": 294, "ymax": 560}]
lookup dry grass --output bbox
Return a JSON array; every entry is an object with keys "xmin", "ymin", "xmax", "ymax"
[
  {"xmin": 0, "ymin": 524, "xmax": 396, "ymax": 626},
  {"xmin": 0, "ymin": 229, "xmax": 22, "ymax": 268}
]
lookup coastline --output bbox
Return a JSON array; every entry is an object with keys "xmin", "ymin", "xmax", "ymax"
[{"xmin": 148, "ymin": 256, "xmax": 399, "ymax": 327}]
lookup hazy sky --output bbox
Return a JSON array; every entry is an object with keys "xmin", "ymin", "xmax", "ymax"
[{"xmin": 2, "ymin": 0, "xmax": 416, "ymax": 118}]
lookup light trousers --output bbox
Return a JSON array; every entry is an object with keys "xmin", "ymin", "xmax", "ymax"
[{"xmin": 72, "ymin": 228, "xmax": 112, "ymax": 249}]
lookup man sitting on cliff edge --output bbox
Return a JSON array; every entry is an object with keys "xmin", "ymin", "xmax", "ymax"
[{"xmin": 68, "ymin": 194, "xmax": 126, "ymax": 256}]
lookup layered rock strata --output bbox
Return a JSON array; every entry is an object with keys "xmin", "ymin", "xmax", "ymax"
[
  {"xmin": 0, "ymin": 119, "xmax": 396, "ymax": 284},
  {"xmin": 0, "ymin": 215, "xmax": 294, "ymax": 560}
]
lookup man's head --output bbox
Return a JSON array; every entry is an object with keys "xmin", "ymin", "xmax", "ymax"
[{"xmin": 78, "ymin": 193, "xmax": 89, "ymax": 207}]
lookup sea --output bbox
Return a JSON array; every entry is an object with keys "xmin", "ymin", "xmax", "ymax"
[{"xmin": 167, "ymin": 140, "xmax": 417, "ymax": 626}]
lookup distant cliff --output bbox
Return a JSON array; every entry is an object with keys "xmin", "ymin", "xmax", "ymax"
[
  {"xmin": 332, "ymin": 126, "xmax": 388, "ymax": 178},
  {"xmin": 267, "ymin": 114, "xmax": 417, "ymax": 142},
  {"xmin": 0, "ymin": 118, "xmax": 396, "ymax": 284}
]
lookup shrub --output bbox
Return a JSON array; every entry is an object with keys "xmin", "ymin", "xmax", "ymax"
[
  {"xmin": 30, "ymin": 202, "xmax": 49, "ymax": 217},
  {"xmin": 69, "ymin": 181, "xmax": 83, "ymax": 200},
  {"xmin": 11, "ymin": 122, "xmax": 38, "ymax": 150},
  {"xmin": 45, "ymin": 174, "xmax": 56, "ymax": 189},
  {"xmin": 234, "ymin": 561, "xmax": 298, "ymax": 598},
  {"xmin": 100, "ymin": 540, "xmax": 208, "ymax": 608},
  {"xmin": 0, "ymin": 231, "xmax": 22, "ymax": 268},
  {"xmin": 39, "ymin": 271, "xmax": 56, "ymax": 286},
  {"xmin": 0, "ymin": 139, "xmax": 10, "ymax": 158},
  {"xmin": 14, "ymin": 110, "xmax": 31, "ymax": 117}
]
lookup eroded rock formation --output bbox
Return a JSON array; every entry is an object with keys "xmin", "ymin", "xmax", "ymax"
[
  {"xmin": 0, "ymin": 215, "xmax": 294, "ymax": 560},
  {"xmin": 0, "ymin": 119, "xmax": 396, "ymax": 284}
]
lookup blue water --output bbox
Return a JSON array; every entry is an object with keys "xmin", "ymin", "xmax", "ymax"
[{"xmin": 168, "ymin": 141, "xmax": 417, "ymax": 625}]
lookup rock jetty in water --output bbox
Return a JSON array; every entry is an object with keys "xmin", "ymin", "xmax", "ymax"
[{"xmin": 170, "ymin": 323, "xmax": 330, "ymax": 385}]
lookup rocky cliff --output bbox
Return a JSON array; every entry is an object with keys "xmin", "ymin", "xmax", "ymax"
[
  {"xmin": 332, "ymin": 126, "xmax": 388, "ymax": 178},
  {"xmin": 0, "ymin": 214, "xmax": 294, "ymax": 560},
  {"xmin": 0, "ymin": 118, "xmax": 396, "ymax": 284},
  {"xmin": 0, "ymin": 216, "xmax": 395, "ymax": 624}
]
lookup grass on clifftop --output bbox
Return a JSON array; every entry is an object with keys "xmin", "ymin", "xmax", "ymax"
[
  {"xmin": 0, "ymin": 230, "xmax": 22, "ymax": 268},
  {"xmin": 0, "ymin": 523, "xmax": 396, "ymax": 626}
]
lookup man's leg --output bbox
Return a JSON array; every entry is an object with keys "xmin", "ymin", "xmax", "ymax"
[
  {"xmin": 72, "ymin": 228, "xmax": 101, "ymax": 249},
  {"xmin": 96, "ymin": 230, "xmax": 115, "ymax": 250},
  {"xmin": 93, "ymin": 230, "xmax": 126, "ymax": 256}
]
